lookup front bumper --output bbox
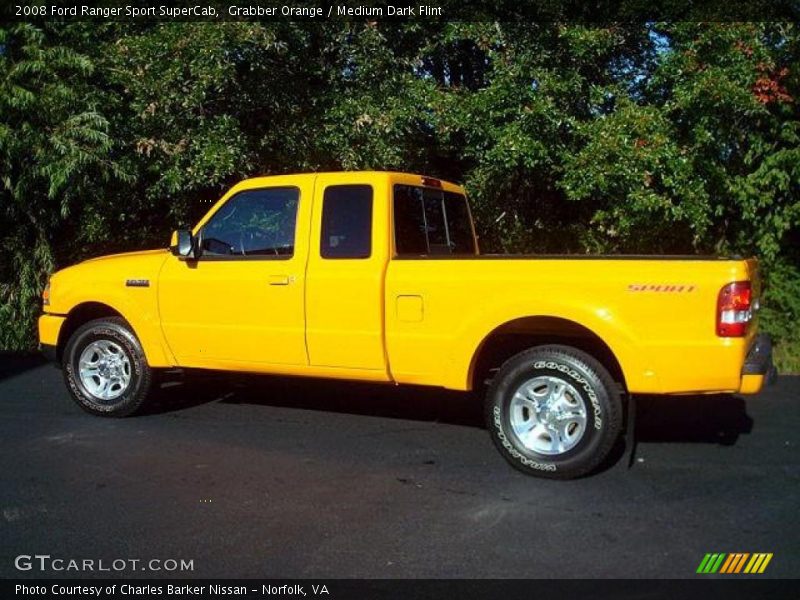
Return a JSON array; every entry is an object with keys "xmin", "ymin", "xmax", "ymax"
[
  {"xmin": 739, "ymin": 333, "xmax": 778, "ymax": 394},
  {"xmin": 38, "ymin": 313, "xmax": 66, "ymax": 366},
  {"xmin": 39, "ymin": 343, "xmax": 58, "ymax": 364}
]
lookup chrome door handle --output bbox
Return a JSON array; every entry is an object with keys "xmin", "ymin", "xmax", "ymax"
[{"xmin": 269, "ymin": 275, "xmax": 291, "ymax": 286}]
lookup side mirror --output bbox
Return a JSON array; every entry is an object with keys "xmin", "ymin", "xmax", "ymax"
[{"xmin": 170, "ymin": 229, "xmax": 198, "ymax": 260}]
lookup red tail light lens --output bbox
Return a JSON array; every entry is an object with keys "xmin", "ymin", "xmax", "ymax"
[{"xmin": 716, "ymin": 281, "xmax": 752, "ymax": 337}]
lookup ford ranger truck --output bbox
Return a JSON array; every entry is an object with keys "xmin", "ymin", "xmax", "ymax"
[{"xmin": 38, "ymin": 171, "xmax": 777, "ymax": 479}]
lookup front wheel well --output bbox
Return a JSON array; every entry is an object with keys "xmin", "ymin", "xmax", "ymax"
[
  {"xmin": 470, "ymin": 316, "xmax": 626, "ymax": 393},
  {"xmin": 57, "ymin": 302, "xmax": 125, "ymax": 362}
]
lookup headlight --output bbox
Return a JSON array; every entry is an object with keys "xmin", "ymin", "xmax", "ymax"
[{"xmin": 42, "ymin": 281, "xmax": 50, "ymax": 306}]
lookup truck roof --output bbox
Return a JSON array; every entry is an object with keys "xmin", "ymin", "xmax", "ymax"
[{"xmin": 238, "ymin": 171, "xmax": 465, "ymax": 195}]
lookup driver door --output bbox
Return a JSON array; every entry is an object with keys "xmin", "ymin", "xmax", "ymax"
[{"xmin": 158, "ymin": 179, "xmax": 311, "ymax": 368}]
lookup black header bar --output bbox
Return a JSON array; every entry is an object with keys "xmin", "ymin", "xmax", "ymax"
[{"xmin": 3, "ymin": 0, "xmax": 799, "ymax": 23}]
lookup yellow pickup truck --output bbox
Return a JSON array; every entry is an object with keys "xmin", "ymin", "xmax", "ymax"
[{"xmin": 38, "ymin": 171, "xmax": 776, "ymax": 478}]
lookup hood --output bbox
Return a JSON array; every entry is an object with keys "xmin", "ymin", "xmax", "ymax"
[
  {"xmin": 80, "ymin": 248, "xmax": 169, "ymax": 264},
  {"xmin": 50, "ymin": 248, "xmax": 170, "ymax": 290}
]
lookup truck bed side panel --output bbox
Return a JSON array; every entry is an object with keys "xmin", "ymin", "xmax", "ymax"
[{"xmin": 384, "ymin": 258, "xmax": 752, "ymax": 394}]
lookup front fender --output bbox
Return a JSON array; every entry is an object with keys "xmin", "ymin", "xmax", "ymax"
[
  {"xmin": 47, "ymin": 252, "xmax": 176, "ymax": 368},
  {"xmin": 56, "ymin": 290, "xmax": 175, "ymax": 368}
]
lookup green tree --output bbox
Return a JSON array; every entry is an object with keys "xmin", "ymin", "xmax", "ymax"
[
  {"xmin": 0, "ymin": 23, "xmax": 129, "ymax": 350},
  {"xmin": 0, "ymin": 21, "xmax": 798, "ymax": 370}
]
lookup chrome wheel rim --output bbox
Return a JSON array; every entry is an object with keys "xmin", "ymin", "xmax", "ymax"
[
  {"xmin": 78, "ymin": 340, "xmax": 132, "ymax": 402},
  {"xmin": 509, "ymin": 375, "xmax": 587, "ymax": 456}
]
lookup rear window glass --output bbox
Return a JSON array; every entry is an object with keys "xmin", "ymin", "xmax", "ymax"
[{"xmin": 393, "ymin": 185, "xmax": 476, "ymax": 256}]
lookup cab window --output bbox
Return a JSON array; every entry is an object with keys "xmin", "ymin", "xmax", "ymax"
[
  {"xmin": 198, "ymin": 187, "xmax": 299, "ymax": 257},
  {"xmin": 320, "ymin": 185, "xmax": 373, "ymax": 259}
]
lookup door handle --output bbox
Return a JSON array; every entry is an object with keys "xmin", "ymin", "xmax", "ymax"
[{"xmin": 268, "ymin": 275, "xmax": 291, "ymax": 286}]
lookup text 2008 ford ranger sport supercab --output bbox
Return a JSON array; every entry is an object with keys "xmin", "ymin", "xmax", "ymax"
[{"xmin": 38, "ymin": 171, "xmax": 777, "ymax": 478}]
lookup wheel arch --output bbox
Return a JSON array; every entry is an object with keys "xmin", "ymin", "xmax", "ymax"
[
  {"xmin": 56, "ymin": 300, "xmax": 174, "ymax": 367},
  {"xmin": 466, "ymin": 315, "xmax": 630, "ymax": 393},
  {"xmin": 57, "ymin": 302, "xmax": 125, "ymax": 362}
]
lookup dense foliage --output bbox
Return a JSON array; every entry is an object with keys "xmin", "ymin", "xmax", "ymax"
[{"xmin": 1, "ymin": 21, "xmax": 798, "ymax": 371}]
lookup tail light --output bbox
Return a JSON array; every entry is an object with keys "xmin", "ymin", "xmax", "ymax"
[
  {"xmin": 42, "ymin": 281, "xmax": 51, "ymax": 306},
  {"xmin": 716, "ymin": 281, "xmax": 752, "ymax": 337}
]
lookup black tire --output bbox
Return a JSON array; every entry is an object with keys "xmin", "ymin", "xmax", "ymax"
[
  {"xmin": 62, "ymin": 317, "xmax": 153, "ymax": 417},
  {"xmin": 485, "ymin": 345, "xmax": 622, "ymax": 479}
]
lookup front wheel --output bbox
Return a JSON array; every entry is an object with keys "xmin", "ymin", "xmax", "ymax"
[
  {"xmin": 62, "ymin": 317, "xmax": 153, "ymax": 417},
  {"xmin": 485, "ymin": 345, "xmax": 622, "ymax": 479}
]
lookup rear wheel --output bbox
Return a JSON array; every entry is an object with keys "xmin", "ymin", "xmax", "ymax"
[
  {"xmin": 62, "ymin": 317, "xmax": 153, "ymax": 417},
  {"xmin": 485, "ymin": 345, "xmax": 622, "ymax": 479}
]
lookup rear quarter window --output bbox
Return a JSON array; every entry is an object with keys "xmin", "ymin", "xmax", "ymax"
[{"xmin": 393, "ymin": 185, "xmax": 476, "ymax": 256}]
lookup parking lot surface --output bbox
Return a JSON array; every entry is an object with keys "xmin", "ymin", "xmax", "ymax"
[{"xmin": 1, "ymin": 356, "xmax": 797, "ymax": 578}]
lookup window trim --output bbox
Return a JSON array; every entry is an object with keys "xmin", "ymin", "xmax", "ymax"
[
  {"xmin": 195, "ymin": 185, "xmax": 301, "ymax": 262},
  {"xmin": 319, "ymin": 183, "xmax": 375, "ymax": 260}
]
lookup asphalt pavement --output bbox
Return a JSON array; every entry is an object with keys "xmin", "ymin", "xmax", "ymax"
[{"xmin": 0, "ymin": 354, "xmax": 797, "ymax": 579}]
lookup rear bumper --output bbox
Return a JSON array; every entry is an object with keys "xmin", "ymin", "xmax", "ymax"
[{"xmin": 739, "ymin": 334, "xmax": 778, "ymax": 394}]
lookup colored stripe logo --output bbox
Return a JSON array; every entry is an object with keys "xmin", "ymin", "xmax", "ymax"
[{"xmin": 697, "ymin": 553, "xmax": 773, "ymax": 574}]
